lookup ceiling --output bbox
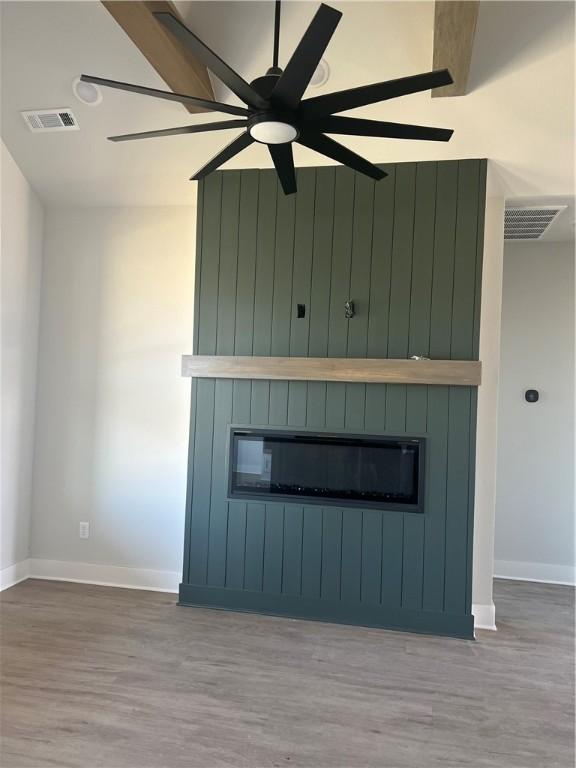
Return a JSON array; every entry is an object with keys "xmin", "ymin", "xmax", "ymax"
[{"xmin": 1, "ymin": 1, "xmax": 574, "ymax": 214}]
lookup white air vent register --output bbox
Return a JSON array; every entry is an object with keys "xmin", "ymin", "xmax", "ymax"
[
  {"xmin": 504, "ymin": 206, "xmax": 567, "ymax": 241},
  {"xmin": 21, "ymin": 108, "xmax": 79, "ymax": 132}
]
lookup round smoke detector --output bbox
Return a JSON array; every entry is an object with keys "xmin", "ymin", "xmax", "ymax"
[
  {"xmin": 309, "ymin": 58, "xmax": 330, "ymax": 88},
  {"xmin": 73, "ymin": 77, "xmax": 103, "ymax": 106}
]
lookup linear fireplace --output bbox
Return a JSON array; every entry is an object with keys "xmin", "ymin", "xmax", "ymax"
[{"xmin": 229, "ymin": 428, "xmax": 425, "ymax": 512}]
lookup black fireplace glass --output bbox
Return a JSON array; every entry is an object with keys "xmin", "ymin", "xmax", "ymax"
[{"xmin": 229, "ymin": 429, "xmax": 424, "ymax": 512}]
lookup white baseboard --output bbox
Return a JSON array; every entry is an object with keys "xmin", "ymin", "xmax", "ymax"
[
  {"xmin": 494, "ymin": 559, "xmax": 575, "ymax": 587},
  {"xmin": 28, "ymin": 559, "xmax": 180, "ymax": 593},
  {"xmin": 472, "ymin": 601, "xmax": 497, "ymax": 632},
  {"xmin": 0, "ymin": 559, "xmax": 31, "ymax": 591}
]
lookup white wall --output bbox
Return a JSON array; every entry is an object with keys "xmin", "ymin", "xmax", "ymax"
[
  {"xmin": 1, "ymin": 141, "xmax": 44, "ymax": 586},
  {"xmin": 472, "ymin": 188, "xmax": 505, "ymax": 630},
  {"xmin": 30, "ymin": 206, "xmax": 195, "ymax": 587},
  {"xmin": 495, "ymin": 241, "xmax": 575, "ymax": 585}
]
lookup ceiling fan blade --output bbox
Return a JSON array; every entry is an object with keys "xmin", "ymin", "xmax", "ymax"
[
  {"xmin": 271, "ymin": 4, "xmax": 342, "ymax": 111},
  {"xmin": 108, "ymin": 120, "xmax": 248, "ymax": 142},
  {"xmin": 306, "ymin": 115, "xmax": 454, "ymax": 142},
  {"xmin": 300, "ymin": 69, "xmax": 453, "ymax": 120},
  {"xmin": 298, "ymin": 133, "xmax": 386, "ymax": 181},
  {"xmin": 154, "ymin": 12, "xmax": 268, "ymax": 111},
  {"xmin": 268, "ymin": 144, "xmax": 297, "ymax": 194},
  {"xmin": 191, "ymin": 132, "xmax": 255, "ymax": 180},
  {"xmin": 80, "ymin": 75, "xmax": 248, "ymax": 116}
]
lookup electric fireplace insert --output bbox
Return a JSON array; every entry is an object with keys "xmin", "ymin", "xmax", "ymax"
[{"xmin": 229, "ymin": 428, "xmax": 425, "ymax": 512}]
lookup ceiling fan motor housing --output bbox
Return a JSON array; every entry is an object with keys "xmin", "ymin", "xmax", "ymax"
[{"xmin": 247, "ymin": 69, "xmax": 300, "ymax": 145}]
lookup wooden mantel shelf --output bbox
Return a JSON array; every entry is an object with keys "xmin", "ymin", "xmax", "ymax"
[{"xmin": 181, "ymin": 356, "xmax": 481, "ymax": 387}]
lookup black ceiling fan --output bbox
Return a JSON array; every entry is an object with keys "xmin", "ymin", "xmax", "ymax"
[{"xmin": 82, "ymin": 1, "xmax": 454, "ymax": 195}]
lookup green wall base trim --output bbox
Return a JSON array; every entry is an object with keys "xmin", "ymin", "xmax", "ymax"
[{"xmin": 178, "ymin": 583, "xmax": 475, "ymax": 640}]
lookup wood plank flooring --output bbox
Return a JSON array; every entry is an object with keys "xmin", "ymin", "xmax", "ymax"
[{"xmin": 1, "ymin": 579, "xmax": 573, "ymax": 768}]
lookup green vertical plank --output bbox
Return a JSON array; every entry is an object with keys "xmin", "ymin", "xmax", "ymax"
[
  {"xmin": 451, "ymin": 160, "xmax": 480, "ymax": 359},
  {"xmin": 405, "ymin": 162, "xmax": 436, "ymax": 433},
  {"xmin": 251, "ymin": 170, "xmax": 276, "ymax": 427},
  {"xmin": 408, "ymin": 162, "xmax": 437, "ymax": 358},
  {"xmin": 380, "ymin": 512, "xmax": 403, "ymax": 607},
  {"xmin": 430, "ymin": 161, "xmax": 458, "ymax": 359},
  {"xmin": 385, "ymin": 163, "xmax": 416, "ymax": 432},
  {"xmin": 327, "ymin": 167, "xmax": 355, "ymax": 357},
  {"xmin": 309, "ymin": 167, "xmax": 336, "ymax": 357},
  {"xmin": 340, "ymin": 509, "xmax": 362, "ymax": 603},
  {"xmin": 402, "ymin": 382, "xmax": 426, "ymax": 610},
  {"xmin": 422, "ymin": 386, "xmax": 449, "ymax": 611},
  {"xmin": 308, "ymin": 167, "xmax": 335, "ymax": 427},
  {"xmin": 326, "ymin": 168, "xmax": 355, "ymax": 432},
  {"xmin": 269, "ymin": 381, "xmax": 289, "ymax": 425},
  {"xmin": 226, "ymin": 379, "xmax": 251, "ymax": 588},
  {"xmin": 253, "ymin": 170, "xmax": 277, "ymax": 357},
  {"xmin": 235, "ymin": 170, "xmax": 259, "ymax": 356},
  {"xmin": 347, "ymin": 173, "xmax": 374, "ymax": 358},
  {"xmin": 472, "ymin": 162, "xmax": 487, "ymax": 360},
  {"xmin": 405, "ymin": 385, "xmax": 428, "ymax": 433},
  {"xmin": 321, "ymin": 507, "xmax": 342, "ymax": 601},
  {"xmin": 282, "ymin": 505, "xmax": 303, "ymax": 595},
  {"xmin": 226, "ymin": 503, "xmax": 246, "ymax": 589},
  {"xmin": 465, "ymin": 390, "xmax": 479, "ymax": 613},
  {"xmin": 216, "ymin": 171, "xmax": 241, "ymax": 355},
  {"xmin": 197, "ymin": 173, "xmax": 222, "ymax": 354},
  {"xmin": 271, "ymin": 177, "xmax": 296, "ymax": 354},
  {"xmin": 385, "ymin": 385, "xmax": 406, "ymax": 434},
  {"xmin": 251, "ymin": 381, "xmax": 270, "ymax": 425},
  {"xmin": 366, "ymin": 165, "xmax": 395, "ymax": 432},
  {"xmin": 182, "ymin": 379, "xmax": 198, "ymax": 583},
  {"xmin": 361, "ymin": 510, "xmax": 382, "ymax": 604},
  {"xmin": 366, "ymin": 165, "xmax": 396, "ymax": 433},
  {"xmin": 402, "ymin": 515, "xmax": 425, "ymax": 610},
  {"xmin": 289, "ymin": 168, "xmax": 316, "ymax": 356},
  {"xmin": 368, "ymin": 165, "xmax": 395, "ymax": 358},
  {"xmin": 388, "ymin": 163, "xmax": 416, "ymax": 358},
  {"xmin": 345, "ymin": 173, "xmax": 373, "ymax": 430},
  {"xmin": 188, "ymin": 379, "xmax": 215, "ymax": 584},
  {"xmin": 288, "ymin": 169, "xmax": 315, "ymax": 427},
  {"xmin": 269, "ymin": 179, "xmax": 296, "ymax": 428},
  {"xmin": 244, "ymin": 503, "xmax": 265, "ymax": 591},
  {"xmin": 301, "ymin": 505, "xmax": 322, "ymax": 598},
  {"xmin": 192, "ymin": 179, "xmax": 205, "ymax": 355},
  {"xmin": 287, "ymin": 384, "xmax": 307, "ymax": 426},
  {"xmin": 364, "ymin": 384, "xmax": 386, "ymax": 433},
  {"xmin": 444, "ymin": 387, "xmax": 472, "ymax": 614},
  {"xmin": 206, "ymin": 380, "xmax": 233, "ymax": 586},
  {"xmin": 263, "ymin": 503, "xmax": 284, "ymax": 593}
]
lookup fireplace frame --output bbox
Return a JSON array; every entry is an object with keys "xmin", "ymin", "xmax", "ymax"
[{"xmin": 227, "ymin": 426, "xmax": 426, "ymax": 513}]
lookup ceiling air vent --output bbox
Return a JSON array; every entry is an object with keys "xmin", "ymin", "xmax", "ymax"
[
  {"xmin": 504, "ymin": 206, "xmax": 566, "ymax": 241},
  {"xmin": 21, "ymin": 108, "xmax": 79, "ymax": 133}
]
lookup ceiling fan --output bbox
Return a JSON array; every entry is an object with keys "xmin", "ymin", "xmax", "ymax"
[{"xmin": 82, "ymin": 1, "xmax": 454, "ymax": 195}]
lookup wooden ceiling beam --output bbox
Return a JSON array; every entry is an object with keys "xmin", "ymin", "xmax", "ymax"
[
  {"xmin": 432, "ymin": 0, "xmax": 479, "ymax": 97},
  {"xmin": 102, "ymin": 1, "xmax": 215, "ymax": 113}
]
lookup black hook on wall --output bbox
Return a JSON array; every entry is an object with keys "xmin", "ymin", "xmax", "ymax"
[{"xmin": 344, "ymin": 300, "xmax": 355, "ymax": 319}]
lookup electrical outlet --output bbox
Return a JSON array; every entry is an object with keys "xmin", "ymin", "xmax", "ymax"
[{"xmin": 79, "ymin": 521, "xmax": 90, "ymax": 539}]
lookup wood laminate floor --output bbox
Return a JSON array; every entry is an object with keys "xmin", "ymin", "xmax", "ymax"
[{"xmin": 1, "ymin": 578, "xmax": 574, "ymax": 768}]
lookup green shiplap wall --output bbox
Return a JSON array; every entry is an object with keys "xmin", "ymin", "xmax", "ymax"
[{"xmin": 180, "ymin": 160, "xmax": 487, "ymax": 639}]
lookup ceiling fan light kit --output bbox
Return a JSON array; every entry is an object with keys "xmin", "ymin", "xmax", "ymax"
[{"xmin": 82, "ymin": 0, "xmax": 454, "ymax": 195}]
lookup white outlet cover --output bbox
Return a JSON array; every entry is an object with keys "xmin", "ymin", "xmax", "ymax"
[{"xmin": 79, "ymin": 521, "xmax": 90, "ymax": 539}]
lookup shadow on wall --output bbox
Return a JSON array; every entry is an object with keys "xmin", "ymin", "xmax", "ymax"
[{"xmin": 469, "ymin": 0, "xmax": 574, "ymax": 92}]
